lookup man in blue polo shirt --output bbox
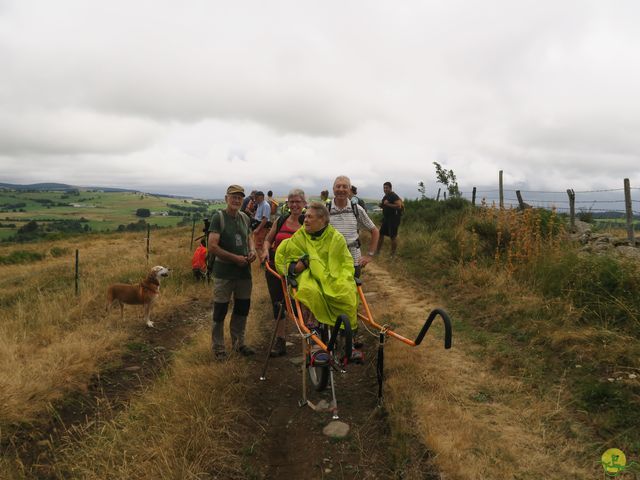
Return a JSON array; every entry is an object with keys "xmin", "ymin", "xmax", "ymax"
[{"xmin": 252, "ymin": 191, "xmax": 271, "ymax": 251}]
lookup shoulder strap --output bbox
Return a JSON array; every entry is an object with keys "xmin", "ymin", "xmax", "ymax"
[
  {"xmin": 351, "ymin": 200, "xmax": 360, "ymax": 221},
  {"xmin": 238, "ymin": 211, "xmax": 251, "ymax": 229},
  {"xmin": 218, "ymin": 210, "xmax": 225, "ymax": 232},
  {"xmin": 276, "ymin": 214, "xmax": 290, "ymax": 234}
]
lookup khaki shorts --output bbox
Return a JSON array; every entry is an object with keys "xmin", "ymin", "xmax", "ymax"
[{"xmin": 213, "ymin": 277, "xmax": 252, "ymax": 303}]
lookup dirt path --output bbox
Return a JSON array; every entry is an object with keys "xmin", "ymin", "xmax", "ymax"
[
  {"xmin": 243, "ymin": 263, "xmax": 440, "ymax": 480},
  {"xmin": 7, "ymin": 259, "xmax": 445, "ymax": 479},
  {"xmin": 5, "ymin": 296, "xmax": 213, "ymax": 479},
  {"xmin": 359, "ymin": 261, "xmax": 596, "ymax": 478},
  {"xmin": 244, "ymin": 337, "xmax": 396, "ymax": 479}
]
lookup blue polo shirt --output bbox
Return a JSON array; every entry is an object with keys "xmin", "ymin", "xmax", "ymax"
[{"xmin": 254, "ymin": 200, "xmax": 271, "ymax": 222}]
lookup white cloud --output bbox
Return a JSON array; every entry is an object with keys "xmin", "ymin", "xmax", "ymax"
[
  {"xmin": 1, "ymin": 0, "xmax": 640, "ymax": 198},
  {"xmin": 0, "ymin": 109, "xmax": 163, "ymax": 154}
]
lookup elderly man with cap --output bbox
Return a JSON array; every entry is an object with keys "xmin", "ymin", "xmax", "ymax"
[{"xmin": 207, "ymin": 184, "xmax": 257, "ymax": 360}]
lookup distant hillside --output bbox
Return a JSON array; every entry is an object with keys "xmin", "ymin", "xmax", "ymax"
[
  {"xmin": 0, "ymin": 182, "xmax": 76, "ymax": 191},
  {"xmin": 0, "ymin": 182, "xmax": 150, "ymax": 194},
  {"xmin": 591, "ymin": 211, "xmax": 640, "ymax": 220},
  {"xmin": 0, "ymin": 182, "xmax": 139, "ymax": 193},
  {"xmin": 0, "ymin": 182, "xmax": 198, "ymax": 198}
]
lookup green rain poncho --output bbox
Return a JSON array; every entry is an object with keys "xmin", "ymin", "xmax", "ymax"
[{"xmin": 275, "ymin": 224, "xmax": 357, "ymax": 330}]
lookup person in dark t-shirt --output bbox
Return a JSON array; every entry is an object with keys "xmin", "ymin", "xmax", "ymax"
[{"xmin": 376, "ymin": 181, "xmax": 402, "ymax": 257}]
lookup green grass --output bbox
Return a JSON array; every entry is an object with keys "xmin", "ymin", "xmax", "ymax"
[
  {"xmin": 0, "ymin": 250, "xmax": 46, "ymax": 265},
  {"xmin": 389, "ymin": 198, "xmax": 640, "ymax": 455},
  {"xmin": 0, "ymin": 229, "xmax": 16, "ymax": 240},
  {"xmin": 593, "ymin": 218, "xmax": 640, "ymax": 231},
  {"xmin": 0, "ymin": 190, "xmax": 225, "ymax": 240}
]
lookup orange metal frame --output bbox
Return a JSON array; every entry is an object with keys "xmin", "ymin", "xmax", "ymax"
[
  {"xmin": 265, "ymin": 261, "xmax": 330, "ymax": 352},
  {"xmin": 265, "ymin": 261, "xmax": 422, "ymax": 348}
]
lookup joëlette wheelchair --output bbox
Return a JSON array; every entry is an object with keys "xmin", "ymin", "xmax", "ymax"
[{"xmin": 262, "ymin": 260, "xmax": 452, "ymax": 420}]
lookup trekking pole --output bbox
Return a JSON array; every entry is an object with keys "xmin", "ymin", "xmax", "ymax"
[
  {"xmin": 329, "ymin": 368, "xmax": 339, "ymax": 420},
  {"xmin": 259, "ymin": 302, "xmax": 284, "ymax": 381},
  {"xmin": 299, "ymin": 334, "xmax": 309, "ymax": 408}
]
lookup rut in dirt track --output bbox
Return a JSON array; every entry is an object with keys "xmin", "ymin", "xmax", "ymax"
[
  {"xmin": 243, "ymin": 263, "xmax": 439, "ymax": 480},
  {"xmin": 5, "ymin": 297, "xmax": 212, "ymax": 479}
]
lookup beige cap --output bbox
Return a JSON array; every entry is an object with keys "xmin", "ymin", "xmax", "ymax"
[{"xmin": 226, "ymin": 185, "xmax": 245, "ymax": 196}]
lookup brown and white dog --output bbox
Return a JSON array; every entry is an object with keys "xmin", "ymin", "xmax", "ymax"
[{"xmin": 106, "ymin": 265, "xmax": 170, "ymax": 327}]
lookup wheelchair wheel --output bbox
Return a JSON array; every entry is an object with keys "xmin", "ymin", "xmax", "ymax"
[
  {"xmin": 307, "ymin": 316, "xmax": 352, "ymax": 392},
  {"xmin": 308, "ymin": 324, "xmax": 330, "ymax": 392}
]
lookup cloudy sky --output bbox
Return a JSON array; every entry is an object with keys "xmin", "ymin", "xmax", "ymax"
[{"xmin": 1, "ymin": 0, "xmax": 640, "ymax": 200}]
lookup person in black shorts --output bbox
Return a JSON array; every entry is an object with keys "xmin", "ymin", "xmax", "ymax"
[{"xmin": 377, "ymin": 181, "xmax": 402, "ymax": 257}]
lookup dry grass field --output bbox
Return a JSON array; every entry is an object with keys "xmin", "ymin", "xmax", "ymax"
[
  {"xmin": 2, "ymin": 202, "xmax": 639, "ymax": 479},
  {"xmin": 0, "ymin": 228, "xmax": 187, "ymax": 425},
  {"xmin": 0, "ymin": 227, "xmax": 266, "ymax": 478},
  {"xmin": 377, "ymin": 199, "xmax": 640, "ymax": 478}
]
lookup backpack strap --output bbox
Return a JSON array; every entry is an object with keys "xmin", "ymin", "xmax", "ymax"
[
  {"xmin": 276, "ymin": 214, "xmax": 290, "ymax": 234},
  {"xmin": 269, "ymin": 214, "xmax": 290, "ymax": 251},
  {"xmin": 238, "ymin": 211, "xmax": 251, "ymax": 230},
  {"xmin": 218, "ymin": 209, "xmax": 224, "ymax": 232},
  {"xmin": 328, "ymin": 199, "xmax": 360, "ymax": 223},
  {"xmin": 352, "ymin": 200, "xmax": 360, "ymax": 222}
]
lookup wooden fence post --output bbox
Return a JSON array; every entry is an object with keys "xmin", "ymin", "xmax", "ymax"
[
  {"xmin": 566, "ymin": 189, "xmax": 575, "ymax": 230},
  {"xmin": 472, "ymin": 187, "xmax": 476, "ymax": 206},
  {"xmin": 146, "ymin": 224, "xmax": 151, "ymax": 264},
  {"xmin": 624, "ymin": 178, "xmax": 635, "ymax": 245},
  {"xmin": 499, "ymin": 170, "xmax": 504, "ymax": 209},
  {"xmin": 190, "ymin": 218, "xmax": 196, "ymax": 250},
  {"xmin": 75, "ymin": 249, "xmax": 79, "ymax": 296},
  {"xmin": 516, "ymin": 190, "xmax": 525, "ymax": 210},
  {"xmin": 436, "ymin": 188, "xmax": 441, "ymax": 201}
]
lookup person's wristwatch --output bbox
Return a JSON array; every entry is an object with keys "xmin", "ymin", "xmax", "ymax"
[{"xmin": 367, "ymin": 251, "xmax": 376, "ymax": 257}]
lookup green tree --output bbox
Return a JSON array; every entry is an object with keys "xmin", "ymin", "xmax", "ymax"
[
  {"xmin": 18, "ymin": 220, "xmax": 39, "ymax": 234},
  {"xmin": 433, "ymin": 162, "xmax": 460, "ymax": 197},
  {"xmin": 136, "ymin": 208, "xmax": 151, "ymax": 218},
  {"xmin": 418, "ymin": 181, "xmax": 427, "ymax": 200}
]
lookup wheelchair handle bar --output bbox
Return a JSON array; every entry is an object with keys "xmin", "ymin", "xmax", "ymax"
[
  {"xmin": 415, "ymin": 308, "xmax": 452, "ymax": 349},
  {"xmin": 357, "ymin": 288, "xmax": 452, "ymax": 350}
]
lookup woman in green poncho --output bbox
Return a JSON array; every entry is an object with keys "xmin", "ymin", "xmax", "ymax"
[{"xmin": 275, "ymin": 201, "xmax": 358, "ymax": 331}]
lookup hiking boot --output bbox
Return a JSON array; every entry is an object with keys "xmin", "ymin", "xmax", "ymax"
[
  {"xmin": 270, "ymin": 337, "xmax": 287, "ymax": 357},
  {"xmin": 214, "ymin": 350, "xmax": 228, "ymax": 361},
  {"xmin": 235, "ymin": 345, "xmax": 255, "ymax": 356}
]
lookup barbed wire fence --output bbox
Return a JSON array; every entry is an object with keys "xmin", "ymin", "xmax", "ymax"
[
  {"xmin": 453, "ymin": 171, "xmax": 638, "ymax": 244},
  {"xmin": 465, "ymin": 188, "xmax": 640, "ymax": 214}
]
